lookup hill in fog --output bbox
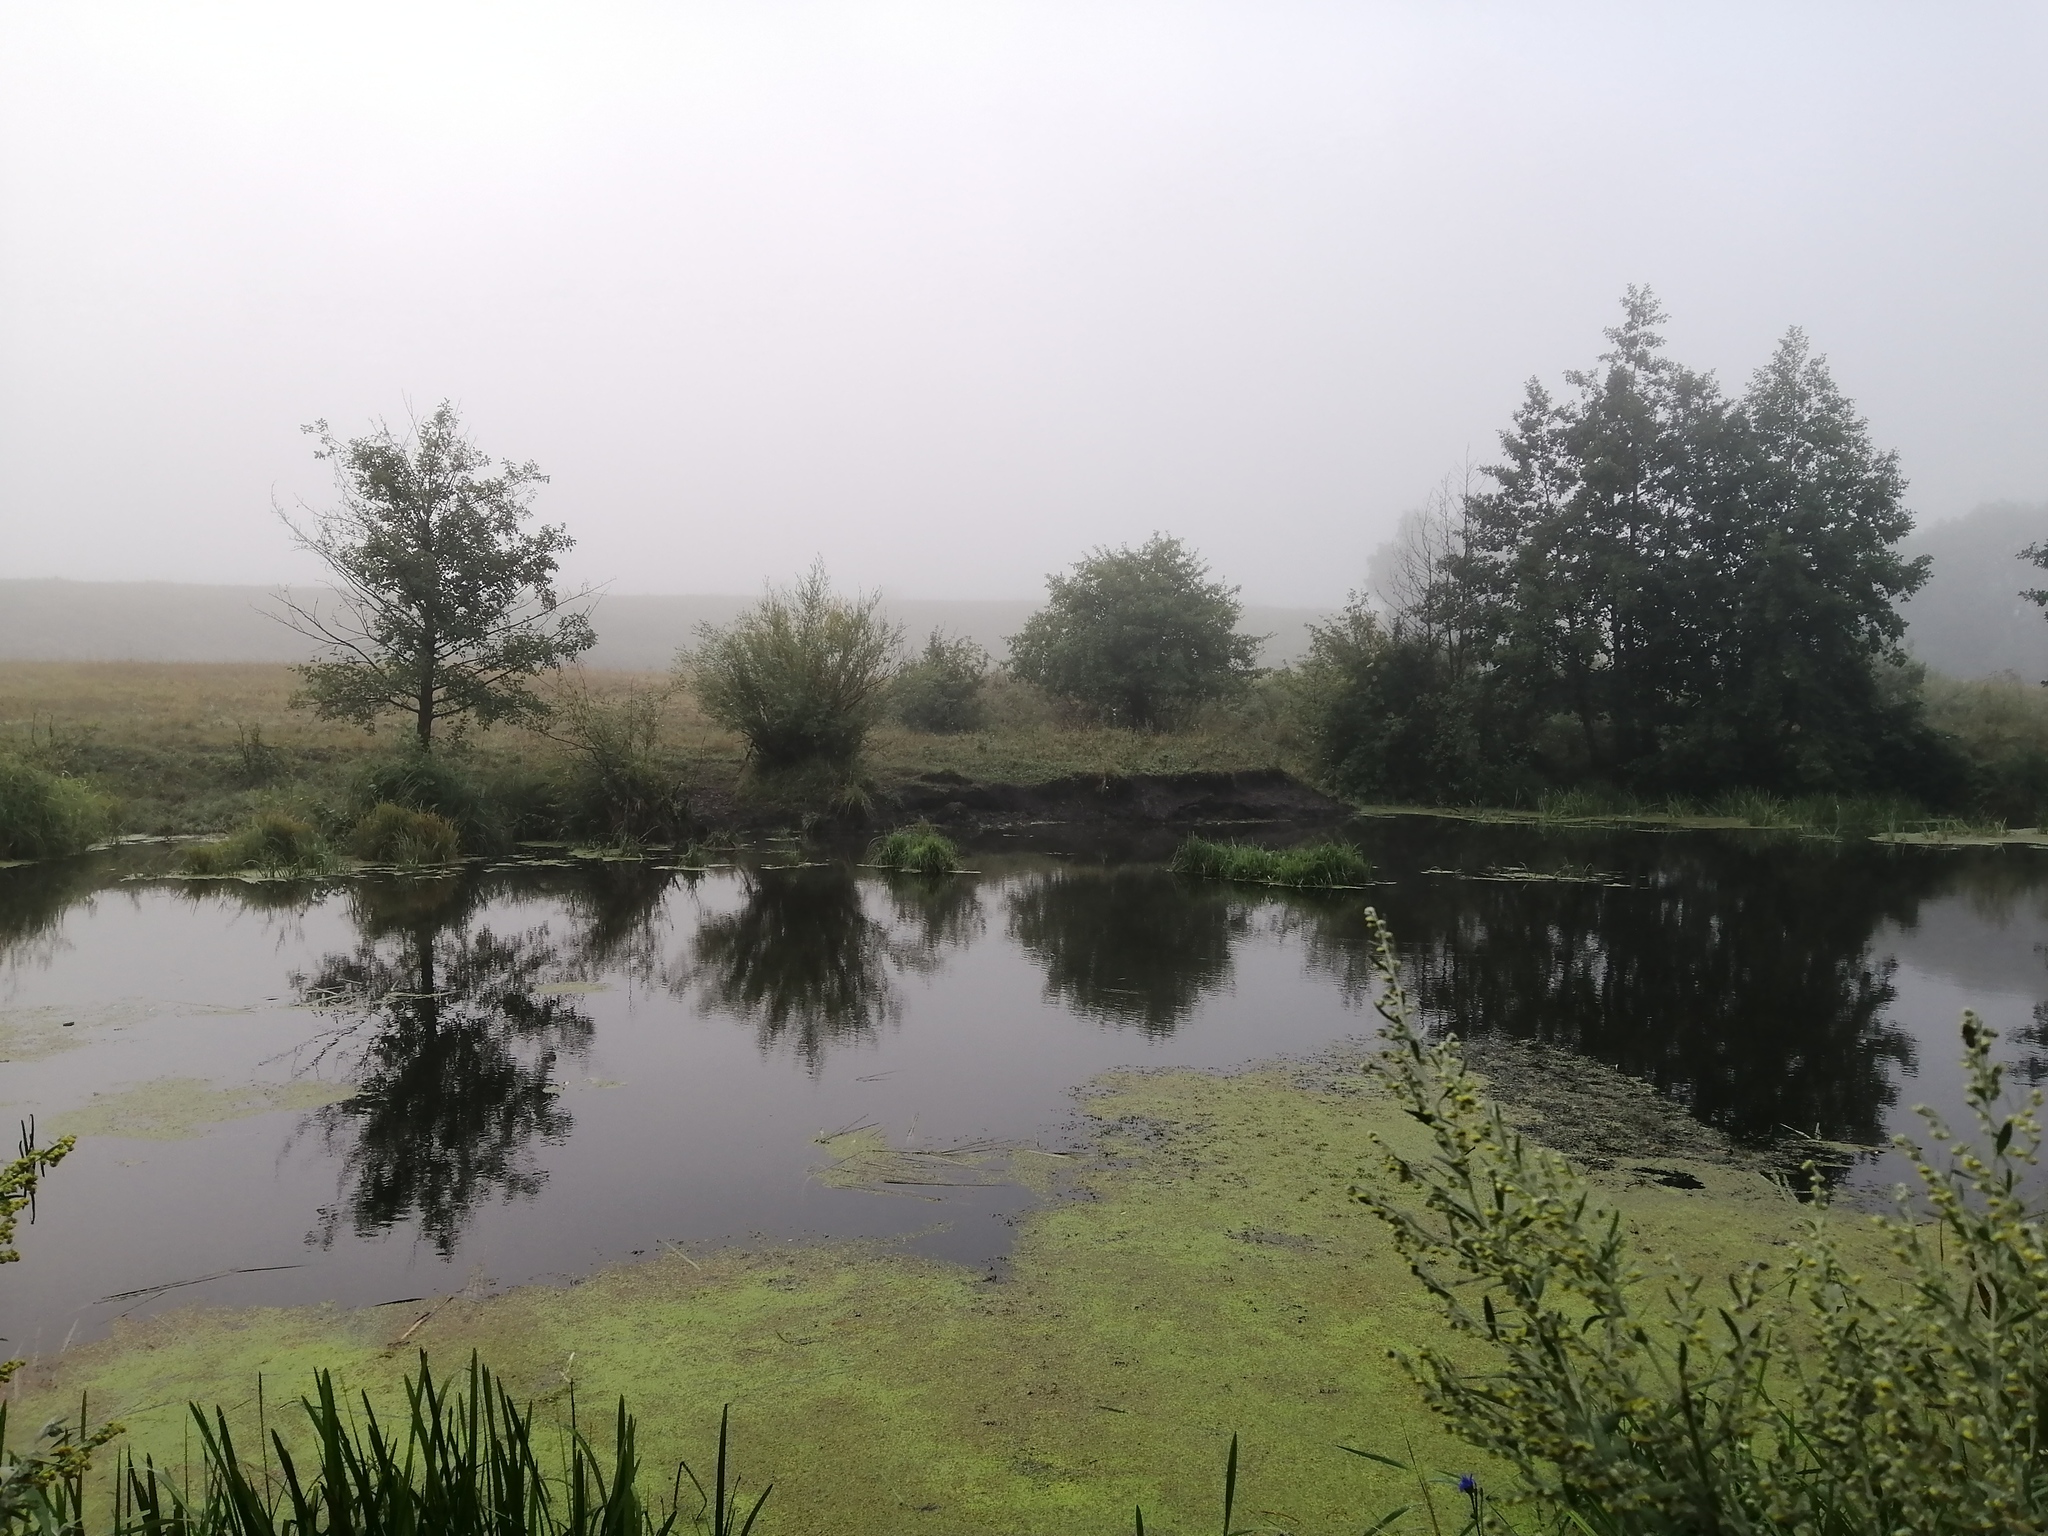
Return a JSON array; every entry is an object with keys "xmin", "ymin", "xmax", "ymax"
[
  {"xmin": 1900, "ymin": 500, "xmax": 2048, "ymax": 680},
  {"xmin": 0, "ymin": 581, "xmax": 1328, "ymax": 671}
]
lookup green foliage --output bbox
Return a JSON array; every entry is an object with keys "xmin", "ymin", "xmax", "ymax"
[
  {"xmin": 0, "ymin": 755, "xmax": 117, "ymax": 861},
  {"xmin": 354, "ymin": 751, "xmax": 493, "ymax": 847},
  {"xmin": 1008, "ymin": 535, "xmax": 1261, "ymax": 729},
  {"xmin": 1355, "ymin": 906, "xmax": 2048, "ymax": 1534},
  {"xmin": 349, "ymin": 803, "xmax": 462, "ymax": 865},
  {"xmin": 547, "ymin": 682, "xmax": 692, "ymax": 845},
  {"xmin": 2, "ymin": 1123, "xmax": 122, "ymax": 1533},
  {"xmin": 278, "ymin": 402, "xmax": 597, "ymax": 752},
  {"xmin": 107, "ymin": 1355, "xmax": 766, "ymax": 1536},
  {"xmin": 1925, "ymin": 670, "xmax": 2048, "ymax": 825},
  {"xmin": 688, "ymin": 562, "xmax": 903, "ymax": 772},
  {"xmin": 1168, "ymin": 836, "xmax": 1370, "ymax": 889},
  {"xmin": 1297, "ymin": 602, "xmax": 1512, "ymax": 806},
  {"xmin": 182, "ymin": 812, "xmax": 331, "ymax": 875},
  {"xmin": 889, "ymin": 631, "xmax": 990, "ymax": 734},
  {"xmin": 866, "ymin": 824, "xmax": 961, "ymax": 874},
  {"xmin": 1317, "ymin": 292, "xmax": 1959, "ymax": 806}
]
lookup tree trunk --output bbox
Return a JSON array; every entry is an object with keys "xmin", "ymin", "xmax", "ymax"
[{"xmin": 415, "ymin": 626, "xmax": 436, "ymax": 753}]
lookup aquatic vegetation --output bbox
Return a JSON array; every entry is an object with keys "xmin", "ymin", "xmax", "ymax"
[
  {"xmin": 181, "ymin": 811, "xmax": 331, "ymax": 875},
  {"xmin": 1168, "ymin": 835, "xmax": 1370, "ymax": 888},
  {"xmin": 349, "ymin": 802, "xmax": 463, "ymax": 865},
  {"xmin": 0, "ymin": 754, "xmax": 118, "ymax": 861},
  {"xmin": 18, "ymin": 1032, "xmax": 1842, "ymax": 1534},
  {"xmin": 1356, "ymin": 905, "xmax": 2048, "ymax": 1533},
  {"xmin": 104, "ymin": 1354, "xmax": 765, "ymax": 1536},
  {"xmin": 864, "ymin": 825, "xmax": 961, "ymax": 874}
]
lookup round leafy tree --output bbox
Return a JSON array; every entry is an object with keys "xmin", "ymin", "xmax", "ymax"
[{"xmin": 1007, "ymin": 535, "xmax": 1260, "ymax": 728}]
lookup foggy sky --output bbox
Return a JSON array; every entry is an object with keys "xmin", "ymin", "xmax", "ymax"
[{"xmin": 2, "ymin": 2, "xmax": 2043, "ymax": 606}]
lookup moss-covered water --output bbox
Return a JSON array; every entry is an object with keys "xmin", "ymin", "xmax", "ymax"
[{"xmin": 2, "ymin": 817, "xmax": 2043, "ymax": 1526}]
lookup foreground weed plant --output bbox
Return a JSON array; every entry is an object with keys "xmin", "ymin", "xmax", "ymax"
[
  {"xmin": 1170, "ymin": 836, "xmax": 1370, "ymax": 889},
  {"xmin": 1354, "ymin": 906, "xmax": 2048, "ymax": 1535}
]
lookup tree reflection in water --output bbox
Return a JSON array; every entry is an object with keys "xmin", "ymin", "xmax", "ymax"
[
  {"xmin": 682, "ymin": 868, "xmax": 892, "ymax": 1068},
  {"xmin": 679, "ymin": 866, "xmax": 986, "ymax": 1068},
  {"xmin": 293, "ymin": 875, "xmax": 592, "ymax": 1255},
  {"xmin": 1005, "ymin": 868, "xmax": 1241, "ymax": 1035},
  {"xmin": 1300, "ymin": 830, "xmax": 1942, "ymax": 1147}
]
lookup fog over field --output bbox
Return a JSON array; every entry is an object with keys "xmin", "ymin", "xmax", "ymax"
[{"xmin": 2, "ymin": 3, "xmax": 2043, "ymax": 607}]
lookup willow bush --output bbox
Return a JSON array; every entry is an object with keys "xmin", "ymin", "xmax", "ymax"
[
  {"xmin": 687, "ymin": 563, "xmax": 901, "ymax": 774},
  {"xmin": 1355, "ymin": 907, "xmax": 2048, "ymax": 1535}
]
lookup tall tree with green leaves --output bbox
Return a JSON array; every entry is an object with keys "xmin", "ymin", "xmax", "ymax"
[
  {"xmin": 1687, "ymin": 330, "xmax": 1930, "ymax": 789},
  {"xmin": 1442, "ymin": 289, "xmax": 1939, "ymax": 796},
  {"xmin": 1008, "ymin": 534, "xmax": 1260, "ymax": 728},
  {"xmin": 1457, "ymin": 287, "xmax": 1729, "ymax": 778},
  {"xmin": 277, "ymin": 403, "xmax": 597, "ymax": 752}
]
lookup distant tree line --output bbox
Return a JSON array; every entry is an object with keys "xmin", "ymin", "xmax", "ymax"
[{"xmin": 259, "ymin": 305, "xmax": 2039, "ymax": 821}]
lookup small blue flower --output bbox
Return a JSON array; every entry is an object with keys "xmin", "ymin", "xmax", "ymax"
[{"xmin": 1458, "ymin": 1475, "xmax": 1478, "ymax": 1495}]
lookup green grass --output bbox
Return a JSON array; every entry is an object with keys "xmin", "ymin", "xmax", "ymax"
[
  {"xmin": 0, "ymin": 754, "xmax": 118, "ymax": 860},
  {"xmin": 349, "ymin": 802, "xmax": 463, "ymax": 865},
  {"xmin": 181, "ymin": 811, "xmax": 331, "ymax": 875},
  {"xmin": 1169, "ymin": 835, "xmax": 1370, "ymax": 888},
  {"xmin": 865, "ymin": 824, "xmax": 961, "ymax": 874},
  {"xmin": 3, "ymin": 1353, "xmax": 765, "ymax": 1536}
]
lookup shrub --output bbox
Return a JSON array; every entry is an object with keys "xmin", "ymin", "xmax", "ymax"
[
  {"xmin": 0, "ymin": 756, "xmax": 118, "ymax": 861},
  {"xmin": 183, "ymin": 811, "xmax": 330, "ymax": 875},
  {"xmin": 547, "ymin": 679, "xmax": 692, "ymax": 844},
  {"xmin": 688, "ymin": 561, "xmax": 902, "ymax": 772},
  {"xmin": 867, "ymin": 824, "xmax": 961, "ymax": 874},
  {"xmin": 890, "ymin": 631, "xmax": 991, "ymax": 733},
  {"xmin": 1354, "ymin": 906, "xmax": 2048, "ymax": 1535},
  {"xmin": 354, "ymin": 751, "xmax": 492, "ymax": 848},
  {"xmin": 1169, "ymin": 835, "xmax": 1370, "ymax": 888},
  {"xmin": 349, "ymin": 802, "xmax": 462, "ymax": 865},
  {"xmin": 1926, "ymin": 670, "xmax": 2048, "ymax": 825},
  {"xmin": 1008, "ymin": 534, "xmax": 1261, "ymax": 728}
]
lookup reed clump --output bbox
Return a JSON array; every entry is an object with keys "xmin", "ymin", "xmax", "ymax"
[
  {"xmin": 182, "ymin": 811, "xmax": 331, "ymax": 875},
  {"xmin": 1169, "ymin": 835, "xmax": 1370, "ymax": 888},
  {"xmin": 348, "ymin": 802, "xmax": 462, "ymax": 865},
  {"xmin": 0, "ymin": 755, "xmax": 118, "ymax": 861},
  {"xmin": 2, "ymin": 1353, "xmax": 768, "ymax": 1536},
  {"xmin": 866, "ymin": 824, "xmax": 962, "ymax": 875}
]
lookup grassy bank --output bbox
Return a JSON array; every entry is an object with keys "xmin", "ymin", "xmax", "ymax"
[
  {"xmin": 7, "ymin": 661, "xmax": 2045, "ymax": 851},
  {"xmin": 9, "ymin": 1048, "xmax": 1858, "ymax": 1534},
  {"xmin": 0, "ymin": 663, "xmax": 1302, "ymax": 840}
]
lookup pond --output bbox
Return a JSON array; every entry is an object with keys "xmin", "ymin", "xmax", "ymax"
[{"xmin": 3, "ymin": 817, "xmax": 2045, "ymax": 1360}]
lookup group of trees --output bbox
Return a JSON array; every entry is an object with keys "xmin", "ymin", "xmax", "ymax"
[
  {"xmin": 282, "ymin": 293, "xmax": 2015, "ymax": 810},
  {"xmin": 279, "ymin": 406, "xmax": 1261, "ymax": 779},
  {"xmin": 1306, "ymin": 289, "xmax": 1965, "ymax": 805}
]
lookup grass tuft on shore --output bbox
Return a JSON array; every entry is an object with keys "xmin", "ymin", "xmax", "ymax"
[
  {"xmin": 0, "ymin": 755, "xmax": 119, "ymax": 861},
  {"xmin": 866, "ymin": 824, "xmax": 961, "ymax": 874},
  {"xmin": 181, "ymin": 811, "xmax": 330, "ymax": 876},
  {"xmin": 349, "ymin": 802, "xmax": 462, "ymax": 865},
  {"xmin": 1169, "ymin": 835, "xmax": 1370, "ymax": 888}
]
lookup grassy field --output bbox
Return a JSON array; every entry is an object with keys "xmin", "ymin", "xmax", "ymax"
[{"xmin": 0, "ymin": 662, "xmax": 1304, "ymax": 836}]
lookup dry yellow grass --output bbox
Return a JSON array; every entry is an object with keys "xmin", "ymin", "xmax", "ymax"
[{"xmin": 0, "ymin": 661, "xmax": 1300, "ymax": 834}]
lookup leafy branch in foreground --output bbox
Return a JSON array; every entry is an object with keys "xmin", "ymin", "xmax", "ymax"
[
  {"xmin": 1353, "ymin": 905, "xmax": 2048, "ymax": 1534},
  {"xmin": 3, "ymin": 1121, "xmax": 122, "ymax": 1534}
]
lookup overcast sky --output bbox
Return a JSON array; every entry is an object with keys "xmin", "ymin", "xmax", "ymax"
[{"xmin": 2, "ymin": 3, "xmax": 2042, "ymax": 604}]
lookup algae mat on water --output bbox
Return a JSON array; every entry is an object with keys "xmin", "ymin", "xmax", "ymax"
[{"xmin": 11, "ymin": 1054, "xmax": 1826, "ymax": 1534}]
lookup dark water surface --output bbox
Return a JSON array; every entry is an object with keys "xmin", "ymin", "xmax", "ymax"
[{"xmin": 3, "ymin": 818, "xmax": 2045, "ymax": 1356}]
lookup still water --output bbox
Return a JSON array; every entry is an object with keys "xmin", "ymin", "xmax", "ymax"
[{"xmin": 2, "ymin": 818, "xmax": 2045, "ymax": 1357}]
